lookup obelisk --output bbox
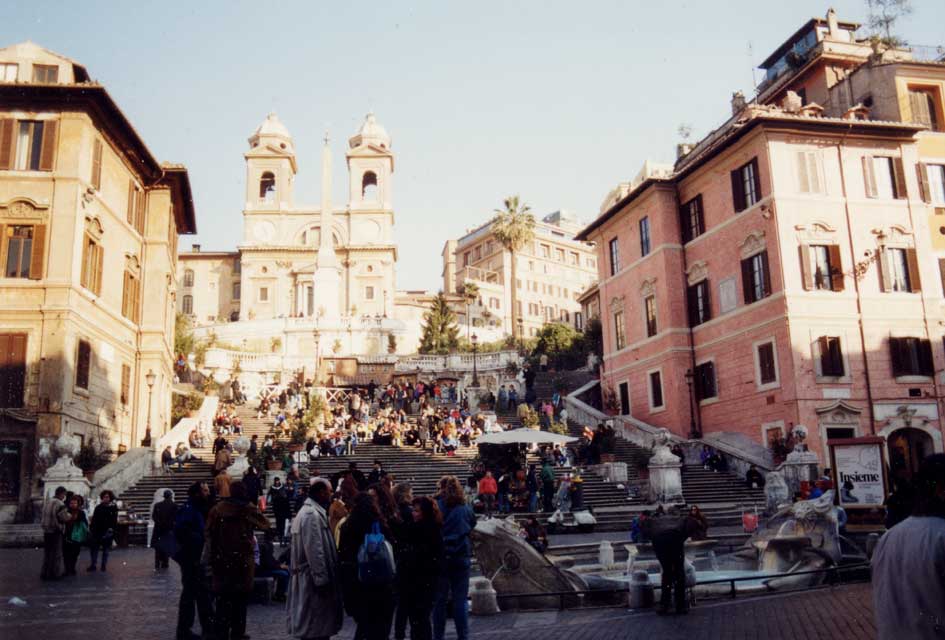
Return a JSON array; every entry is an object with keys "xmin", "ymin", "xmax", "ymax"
[{"xmin": 312, "ymin": 132, "xmax": 341, "ymax": 318}]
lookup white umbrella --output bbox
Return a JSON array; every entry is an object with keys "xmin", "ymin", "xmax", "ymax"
[{"xmin": 475, "ymin": 427, "xmax": 577, "ymax": 445}]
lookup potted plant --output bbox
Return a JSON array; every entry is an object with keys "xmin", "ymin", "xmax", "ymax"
[
  {"xmin": 288, "ymin": 423, "xmax": 309, "ymax": 452},
  {"xmin": 266, "ymin": 443, "xmax": 286, "ymax": 470},
  {"xmin": 74, "ymin": 442, "xmax": 111, "ymax": 480}
]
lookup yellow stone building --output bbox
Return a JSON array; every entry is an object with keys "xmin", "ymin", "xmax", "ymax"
[{"xmin": 0, "ymin": 42, "xmax": 196, "ymax": 521}]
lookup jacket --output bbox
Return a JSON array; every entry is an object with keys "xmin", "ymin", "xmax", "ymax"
[
  {"xmin": 90, "ymin": 502, "xmax": 118, "ymax": 539},
  {"xmin": 287, "ymin": 499, "xmax": 343, "ymax": 639},
  {"xmin": 440, "ymin": 501, "xmax": 477, "ymax": 563},
  {"xmin": 152, "ymin": 498, "xmax": 177, "ymax": 533},
  {"xmin": 173, "ymin": 498, "xmax": 206, "ymax": 566},
  {"xmin": 477, "ymin": 477, "xmax": 498, "ymax": 495},
  {"xmin": 205, "ymin": 498, "xmax": 270, "ymax": 593}
]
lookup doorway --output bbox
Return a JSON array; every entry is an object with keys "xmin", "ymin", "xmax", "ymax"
[
  {"xmin": 618, "ymin": 381, "xmax": 630, "ymax": 416},
  {"xmin": 887, "ymin": 427, "xmax": 933, "ymax": 481}
]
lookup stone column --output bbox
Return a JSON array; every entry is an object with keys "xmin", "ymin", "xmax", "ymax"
[
  {"xmin": 647, "ymin": 429, "xmax": 684, "ymax": 504},
  {"xmin": 42, "ymin": 434, "xmax": 91, "ymax": 502}
]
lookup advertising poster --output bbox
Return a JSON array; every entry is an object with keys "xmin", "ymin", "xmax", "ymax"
[{"xmin": 829, "ymin": 438, "xmax": 888, "ymax": 512}]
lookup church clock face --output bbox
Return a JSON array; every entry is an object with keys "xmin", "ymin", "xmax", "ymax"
[{"xmin": 253, "ymin": 221, "xmax": 276, "ymax": 242}]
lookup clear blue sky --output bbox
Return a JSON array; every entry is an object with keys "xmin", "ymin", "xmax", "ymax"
[{"xmin": 5, "ymin": 1, "xmax": 944, "ymax": 291}]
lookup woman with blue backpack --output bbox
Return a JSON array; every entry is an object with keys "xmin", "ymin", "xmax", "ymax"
[
  {"xmin": 433, "ymin": 476, "xmax": 477, "ymax": 640},
  {"xmin": 339, "ymin": 492, "xmax": 398, "ymax": 640}
]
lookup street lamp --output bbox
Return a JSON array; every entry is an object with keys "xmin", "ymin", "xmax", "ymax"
[
  {"xmin": 142, "ymin": 369, "xmax": 156, "ymax": 447},
  {"xmin": 684, "ymin": 368, "xmax": 701, "ymax": 439},
  {"xmin": 471, "ymin": 333, "xmax": 480, "ymax": 387},
  {"xmin": 516, "ymin": 317, "xmax": 524, "ymax": 349},
  {"xmin": 312, "ymin": 327, "xmax": 321, "ymax": 385}
]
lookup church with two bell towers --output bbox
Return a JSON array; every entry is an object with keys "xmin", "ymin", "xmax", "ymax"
[{"xmin": 177, "ymin": 112, "xmax": 418, "ymax": 360}]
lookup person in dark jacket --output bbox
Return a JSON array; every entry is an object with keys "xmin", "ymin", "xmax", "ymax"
[
  {"xmin": 433, "ymin": 476, "xmax": 477, "ymax": 640},
  {"xmin": 174, "ymin": 482, "xmax": 213, "ymax": 640},
  {"xmin": 87, "ymin": 490, "xmax": 118, "ymax": 572},
  {"xmin": 267, "ymin": 477, "xmax": 292, "ymax": 543},
  {"xmin": 338, "ymin": 492, "xmax": 396, "ymax": 640},
  {"xmin": 392, "ymin": 483, "xmax": 415, "ymax": 640},
  {"xmin": 402, "ymin": 496, "xmax": 443, "ymax": 640},
  {"xmin": 243, "ymin": 465, "xmax": 262, "ymax": 505},
  {"xmin": 152, "ymin": 490, "xmax": 177, "ymax": 569},
  {"xmin": 205, "ymin": 480, "xmax": 270, "ymax": 640}
]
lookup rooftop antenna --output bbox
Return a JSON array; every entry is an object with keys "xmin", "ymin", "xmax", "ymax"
[{"xmin": 747, "ymin": 41, "xmax": 756, "ymax": 91}]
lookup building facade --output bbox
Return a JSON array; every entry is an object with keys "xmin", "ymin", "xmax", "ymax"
[
  {"xmin": 578, "ymin": 11, "xmax": 945, "ymax": 480},
  {"xmin": 0, "ymin": 42, "xmax": 196, "ymax": 521},
  {"xmin": 444, "ymin": 210, "xmax": 598, "ymax": 337}
]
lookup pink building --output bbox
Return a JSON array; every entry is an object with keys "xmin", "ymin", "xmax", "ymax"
[{"xmin": 577, "ymin": 11, "xmax": 945, "ymax": 483}]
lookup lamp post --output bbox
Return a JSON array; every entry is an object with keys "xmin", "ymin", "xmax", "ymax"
[
  {"xmin": 684, "ymin": 368, "xmax": 701, "ymax": 439},
  {"xmin": 312, "ymin": 327, "xmax": 321, "ymax": 385},
  {"xmin": 516, "ymin": 317, "xmax": 524, "ymax": 350},
  {"xmin": 142, "ymin": 369, "xmax": 156, "ymax": 447},
  {"xmin": 471, "ymin": 333, "xmax": 480, "ymax": 387}
]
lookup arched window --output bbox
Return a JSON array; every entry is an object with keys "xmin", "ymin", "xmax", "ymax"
[
  {"xmin": 259, "ymin": 172, "xmax": 276, "ymax": 202},
  {"xmin": 183, "ymin": 269, "xmax": 194, "ymax": 287},
  {"xmin": 182, "ymin": 294, "xmax": 193, "ymax": 315},
  {"xmin": 362, "ymin": 171, "xmax": 378, "ymax": 200}
]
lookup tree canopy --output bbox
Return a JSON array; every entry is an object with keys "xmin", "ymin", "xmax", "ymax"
[{"xmin": 418, "ymin": 291, "xmax": 460, "ymax": 354}]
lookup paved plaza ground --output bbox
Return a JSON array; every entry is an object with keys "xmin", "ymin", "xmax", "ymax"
[{"xmin": 0, "ymin": 547, "xmax": 878, "ymax": 639}]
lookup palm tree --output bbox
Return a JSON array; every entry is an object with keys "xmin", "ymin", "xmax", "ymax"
[
  {"xmin": 461, "ymin": 280, "xmax": 480, "ymax": 341},
  {"xmin": 491, "ymin": 195, "xmax": 536, "ymax": 340}
]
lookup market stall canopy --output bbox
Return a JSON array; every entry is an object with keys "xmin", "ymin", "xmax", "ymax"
[{"xmin": 476, "ymin": 428, "xmax": 577, "ymax": 445}]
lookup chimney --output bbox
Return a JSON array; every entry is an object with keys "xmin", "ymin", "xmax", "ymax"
[
  {"xmin": 782, "ymin": 91, "xmax": 803, "ymax": 113},
  {"xmin": 191, "ymin": 244, "xmax": 201, "ymax": 252},
  {"xmin": 731, "ymin": 91, "xmax": 747, "ymax": 115},
  {"xmin": 676, "ymin": 143, "xmax": 694, "ymax": 159},
  {"xmin": 826, "ymin": 8, "xmax": 840, "ymax": 39}
]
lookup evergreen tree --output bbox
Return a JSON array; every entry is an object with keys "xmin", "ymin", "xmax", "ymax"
[{"xmin": 419, "ymin": 292, "xmax": 460, "ymax": 354}]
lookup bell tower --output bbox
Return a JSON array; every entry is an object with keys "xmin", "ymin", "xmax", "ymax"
[
  {"xmin": 244, "ymin": 112, "xmax": 297, "ymax": 210},
  {"xmin": 347, "ymin": 112, "xmax": 394, "ymax": 210}
]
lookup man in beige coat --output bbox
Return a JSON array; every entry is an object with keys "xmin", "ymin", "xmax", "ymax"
[{"xmin": 287, "ymin": 477, "xmax": 343, "ymax": 640}]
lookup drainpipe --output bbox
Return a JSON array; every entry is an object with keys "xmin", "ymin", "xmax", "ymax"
[
  {"xmin": 677, "ymin": 190, "xmax": 702, "ymax": 439},
  {"xmin": 836, "ymin": 124, "xmax": 877, "ymax": 431}
]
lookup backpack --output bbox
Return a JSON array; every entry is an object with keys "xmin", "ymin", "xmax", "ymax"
[{"xmin": 357, "ymin": 522, "xmax": 396, "ymax": 585}]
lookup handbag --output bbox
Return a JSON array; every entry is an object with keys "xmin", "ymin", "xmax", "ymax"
[{"xmin": 69, "ymin": 519, "xmax": 89, "ymax": 544}]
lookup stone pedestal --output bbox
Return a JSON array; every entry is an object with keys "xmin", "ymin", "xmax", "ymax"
[
  {"xmin": 592, "ymin": 462, "xmax": 628, "ymax": 483},
  {"xmin": 648, "ymin": 430, "xmax": 683, "ymax": 504},
  {"xmin": 764, "ymin": 470, "xmax": 791, "ymax": 514},
  {"xmin": 598, "ymin": 540, "xmax": 615, "ymax": 567},
  {"xmin": 42, "ymin": 434, "xmax": 91, "ymax": 502},
  {"xmin": 465, "ymin": 386, "xmax": 483, "ymax": 410},
  {"xmin": 227, "ymin": 436, "xmax": 252, "ymax": 479},
  {"xmin": 627, "ymin": 570, "xmax": 655, "ymax": 609}
]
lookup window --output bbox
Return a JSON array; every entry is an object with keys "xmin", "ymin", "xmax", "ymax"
[
  {"xmin": 639, "ymin": 217, "xmax": 651, "ymax": 256},
  {"xmin": 183, "ymin": 269, "xmax": 194, "ymax": 287},
  {"xmin": 0, "ymin": 63, "xmax": 17, "ymax": 82},
  {"xmin": 570, "ymin": 252, "xmax": 579, "ymax": 265},
  {"xmin": 473, "ymin": 246, "xmax": 481, "ymax": 261},
  {"xmin": 232, "ymin": 282, "xmax": 241, "ymax": 300},
  {"xmin": 741, "ymin": 251, "xmax": 771, "ymax": 304},
  {"xmin": 618, "ymin": 382, "xmax": 630, "ymax": 415},
  {"xmin": 120, "ymin": 364, "xmax": 131, "ymax": 407},
  {"xmin": 6, "ymin": 119, "xmax": 57, "ymax": 171},
  {"xmin": 613, "ymin": 310, "xmax": 626, "ymax": 350},
  {"xmin": 819, "ymin": 336, "xmax": 845, "ymax": 377},
  {"xmin": 575, "ymin": 311, "xmax": 584, "ymax": 331},
  {"xmin": 608, "ymin": 238, "xmax": 620, "ymax": 275},
  {"xmin": 490, "ymin": 297, "xmax": 500, "ymax": 309},
  {"xmin": 75, "ymin": 339, "xmax": 91, "ymax": 390},
  {"xmin": 679, "ymin": 195, "xmax": 704, "ymax": 243},
  {"xmin": 365, "ymin": 286, "xmax": 375, "ymax": 300},
  {"xmin": 362, "ymin": 171, "xmax": 378, "ymax": 200},
  {"xmin": 731, "ymin": 158, "xmax": 761, "ymax": 212},
  {"xmin": 560, "ymin": 309, "xmax": 569, "ymax": 322},
  {"xmin": 863, "ymin": 156, "xmax": 906, "ymax": 199},
  {"xmin": 182, "ymin": 294, "xmax": 193, "ymax": 314},
  {"xmin": 799, "ymin": 244, "xmax": 843, "ymax": 291},
  {"xmin": 233, "ymin": 259, "xmax": 241, "ymax": 275},
  {"xmin": 922, "ymin": 164, "xmax": 945, "ymax": 205},
  {"xmin": 259, "ymin": 172, "xmax": 276, "ymax": 202},
  {"xmin": 462, "ymin": 252, "xmax": 469, "ymax": 267},
  {"xmin": 756, "ymin": 341, "xmax": 778, "ymax": 386},
  {"xmin": 121, "ymin": 270, "xmax": 141, "ymax": 323},
  {"xmin": 4, "ymin": 225, "xmax": 33, "ymax": 278},
  {"xmin": 555, "ymin": 248, "xmax": 565, "ymax": 262},
  {"xmin": 909, "ymin": 87, "xmax": 941, "ymax": 131},
  {"xmin": 32, "ymin": 64, "xmax": 58, "ymax": 83},
  {"xmin": 687, "ymin": 280, "xmax": 711, "ymax": 326},
  {"xmin": 694, "ymin": 361, "xmax": 717, "ymax": 401},
  {"xmin": 90, "ymin": 139, "xmax": 103, "ymax": 191},
  {"xmin": 890, "ymin": 337, "xmax": 933, "ymax": 377},
  {"xmin": 80, "ymin": 234, "xmax": 103, "ymax": 295},
  {"xmin": 259, "ymin": 287, "xmax": 269, "ymax": 302},
  {"xmin": 126, "ymin": 181, "xmax": 146, "ymax": 233},
  {"xmin": 796, "ymin": 150, "xmax": 823, "ymax": 193},
  {"xmin": 0, "ymin": 333, "xmax": 27, "ymax": 408},
  {"xmin": 649, "ymin": 371, "xmax": 664, "ymax": 409},
  {"xmin": 883, "ymin": 247, "xmax": 919, "ymax": 293},
  {"xmin": 644, "ymin": 295, "xmax": 657, "ymax": 337}
]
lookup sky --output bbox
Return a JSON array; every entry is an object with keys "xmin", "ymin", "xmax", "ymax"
[{"xmin": 5, "ymin": 1, "xmax": 945, "ymax": 291}]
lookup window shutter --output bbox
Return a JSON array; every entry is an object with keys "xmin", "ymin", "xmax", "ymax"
[
  {"xmin": 94, "ymin": 244, "xmax": 104, "ymax": 296},
  {"xmin": 877, "ymin": 248, "xmax": 891, "ymax": 292},
  {"xmin": 741, "ymin": 258, "xmax": 753, "ymax": 303},
  {"xmin": 910, "ymin": 90, "xmax": 931, "ymax": 126},
  {"xmin": 679, "ymin": 204, "xmax": 690, "ymax": 243},
  {"xmin": 892, "ymin": 157, "xmax": 908, "ymax": 199},
  {"xmin": 127, "ymin": 180, "xmax": 136, "ymax": 226},
  {"xmin": 918, "ymin": 339, "xmax": 934, "ymax": 376},
  {"xmin": 906, "ymin": 247, "xmax": 921, "ymax": 292},
  {"xmin": 121, "ymin": 272, "xmax": 130, "ymax": 318},
  {"xmin": 702, "ymin": 281, "xmax": 711, "ymax": 323},
  {"xmin": 134, "ymin": 276, "xmax": 142, "ymax": 323},
  {"xmin": 731, "ymin": 168, "xmax": 745, "ymax": 212},
  {"xmin": 695, "ymin": 195, "xmax": 704, "ymax": 235},
  {"xmin": 916, "ymin": 163, "xmax": 931, "ymax": 203},
  {"xmin": 120, "ymin": 364, "xmax": 130, "ymax": 406},
  {"xmin": 938, "ymin": 258, "xmax": 945, "ymax": 297},
  {"xmin": 29, "ymin": 224, "xmax": 46, "ymax": 280},
  {"xmin": 862, "ymin": 156, "xmax": 877, "ymax": 198},
  {"xmin": 890, "ymin": 337, "xmax": 904, "ymax": 377},
  {"xmin": 136, "ymin": 189, "xmax": 146, "ymax": 234},
  {"xmin": 91, "ymin": 139, "xmax": 103, "ymax": 191},
  {"xmin": 0, "ymin": 119, "xmax": 14, "ymax": 169},
  {"xmin": 686, "ymin": 285, "xmax": 697, "ymax": 327},
  {"xmin": 80, "ymin": 238, "xmax": 90, "ymax": 289},
  {"xmin": 38, "ymin": 120, "xmax": 57, "ymax": 171},
  {"xmin": 796, "ymin": 152, "xmax": 810, "ymax": 192},
  {"xmin": 828, "ymin": 244, "xmax": 844, "ymax": 291},
  {"xmin": 818, "ymin": 336, "xmax": 830, "ymax": 375},
  {"xmin": 798, "ymin": 244, "xmax": 813, "ymax": 290},
  {"xmin": 751, "ymin": 159, "xmax": 762, "ymax": 202},
  {"xmin": 761, "ymin": 251, "xmax": 772, "ymax": 297},
  {"xmin": 0, "ymin": 224, "xmax": 5, "ymax": 269}
]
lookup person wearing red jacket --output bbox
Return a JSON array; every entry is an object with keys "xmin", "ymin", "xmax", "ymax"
[{"xmin": 477, "ymin": 471, "xmax": 498, "ymax": 518}]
